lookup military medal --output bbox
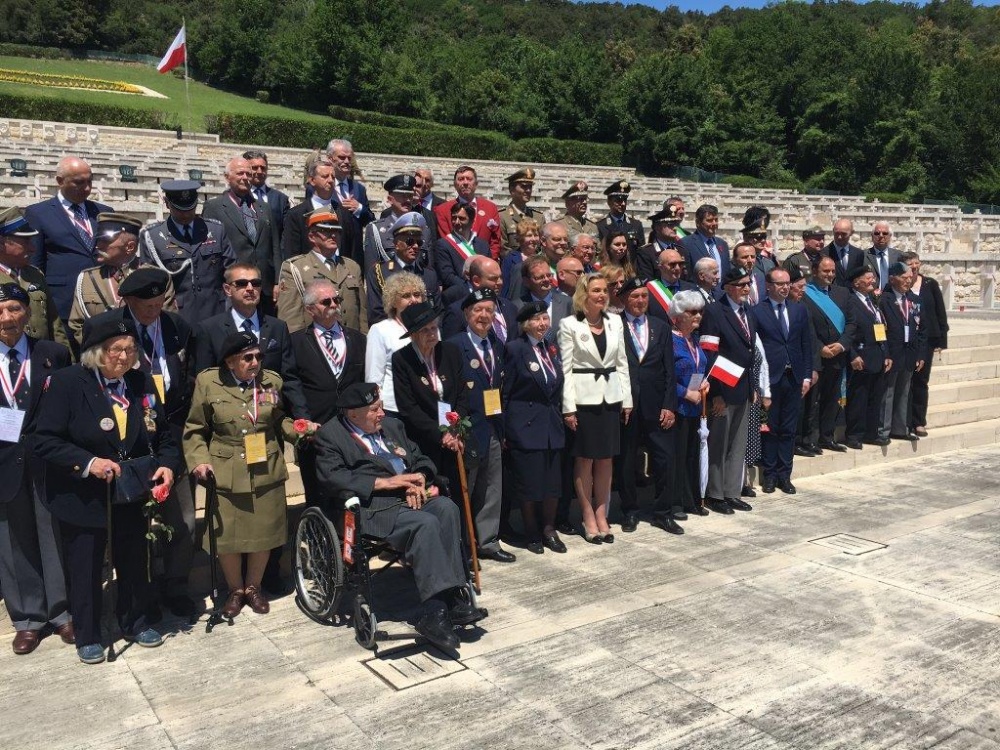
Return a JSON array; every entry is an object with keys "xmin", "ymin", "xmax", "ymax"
[
  {"xmin": 421, "ymin": 376, "xmax": 430, "ymax": 385},
  {"xmin": 100, "ymin": 417, "xmax": 115, "ymax": 431},
  {"xmin": 529, "ymin": 362, "xmax": 540, "ymax": 372},
  {"xmin": 470, "ymin": 359, "xmax": 479, "ymax": 369},
  {"xmin": 144, "ymin": 408, "xmax": 157, "ymax": 433}
]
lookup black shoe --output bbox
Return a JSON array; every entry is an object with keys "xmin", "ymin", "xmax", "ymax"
[
  {"xmin": 804, "ymin": 443, "xmax": 824, "ymax": 455},
  {"xmin": 845, "ymin": 439, "xmax": 863, "ymax": 450},
  {"xmin": 650, "ymin": 514, "xmax": 684, "ymax": 535},
  {"xmin": 621, "ymin": 513, "xmax": 639, "ymax": 533},
  {"xmin": 672, "ymin": 510, "xmax": 688, "ymax": 521},
  {"xmin": 556, "ymin": 522, "xmax": 576, "ymax": 536},
  {"xmin": 794, "ymin": 445, "xmax": 817, "ymax": 457},
  {"xmin": 890, "ymin": 432, "xmax": 919, "ymax": 442},
  {"xmin": 761, "ymin": 477, "xmax": 776, "ymax": 494},
  {"xmin": 415, "ymin": 610, "xmax": 460, "ymax": 650},
  {"xmin": 776, "ymin": 479, "xmax": 797, "ymax": 494},
  {"xmin": 726, "ymin": 498, "xmax": 753, "ymax": 512},
  {"xmin": 163, "ymin": 594, "xmax": 197, "ymax": 618},
  {"xmin": 688, "ymin": 506, "xmax": 710, "ymax": 516},
  {"xmin": 542, "ymin": 534, "xmax": 567, "ymax": 553},
  {"xmin": 449, "ymin": 598, "xmax": 485, "ymax": 627},
  {"xmin": 818, "ymin": 440, "xmax": 848, "ymax": 453},
  {"xmin": 741, "ymin": 485, "xmax": 757, "ymax": 498},
  {"xmin": 705, "ymin": 498, "xmax": 734, "ymax": 515},
  {"xmin": 863, "ymin": 437, "xmax": 890, "ymax": 447},
  {"xmin": 527, "ymin": 540, "xmax": 544, "ymax": 554},
  {"xmin": 478, "ymin": 547, "xmax": 516, "ymax": 563}
]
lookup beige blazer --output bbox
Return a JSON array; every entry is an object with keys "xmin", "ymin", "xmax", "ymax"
[{"xmin": 558, "ymin": 312, "xmax": 632, "ymax": 413}]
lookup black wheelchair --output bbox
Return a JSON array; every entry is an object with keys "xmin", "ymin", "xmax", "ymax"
[{"xmin": 292, "ymin": 494, "xmax": 487, "ymax": 651}]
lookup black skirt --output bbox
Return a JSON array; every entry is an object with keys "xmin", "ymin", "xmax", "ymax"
[
  {"xmin": 574, "ymin": 401, "xmax": 622, "ymax": 459},
  {"xmin": 508, "ymin": 448, "xmax": 562, "ymax": 500}
]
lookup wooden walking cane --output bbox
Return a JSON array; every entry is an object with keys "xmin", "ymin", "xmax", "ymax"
[{"xmin": 454, "ymin": 450, "xmax": 481, "ymax": 593}]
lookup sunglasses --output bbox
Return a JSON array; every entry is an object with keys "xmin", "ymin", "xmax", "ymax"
[
  {"xmin": 730, "ymin": 281, "xmax": 752, "ymax": 287},
  {"xmin": 873, "ymin": 231, "xmax": 890, "ymax": 236},
  {"xmin": 314, "ymin": 296, "xmax": 343, "ymax": 307},
  {"xmin": 231, "ymin": 278, "xmax": 263, "ymax": 289},
  {"xmin": 662, "ymin": 261, "xmax": 685, "ymax": 268},
  {"xmin": 240, "ymin": 352, "xmax": 262, "ymax": 363},
  {"xmin": 748, "ymin": 233, "xmax": 767, "ymax": 241},
  {"xmin": 400, "ymin": 238, "xmax": 423, "ymax": 247}
]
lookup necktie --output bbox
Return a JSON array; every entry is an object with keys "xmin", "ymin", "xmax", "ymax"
[
  {"xmin": 537, "ymin": 341, "xmax": 550, "ymax": 382},
  {"xmin": 776, "ymin": 302, "xmax": 788, "ymax": 337},
  {"xmin": 106, "ymin": 380, "xmax": 127, "ymax": 439},
  {"xmin": 239, "ymin": 198, "xmax": 258, "ymax": 243},
  {"xmin": 491, "ymin": 314, "xmax": 507, "ymax": 344},
  {"xmin": 322, "ymin": 330, "xmax": 335, "ymax": 349},
  {"xmin": 71, "ymin": 204, "xmax": 92, "ymax": 246},
  {"xmin": 481, "ymin": 338, "xmax": 493, "ymax": 376},
  {"xmin": 367, "ymin": 434, "xmax": 406, "ymax": 475},
  {"xmin": 140, "ymin": 325, "xmax": 155, "ymax": 359},
  {"xmin": 738, "ymin": 306, "xmax": 750, "ymax": 335},
  {"xmin": 877, "ymin": 252, "xmax": 887, "ymax": 288},
  {"xmin": 182, "ymin": 225, "xmax": 193, "ymax": 244},
  {"xmin": 241, "ymin": 319, "xmax": 256, "ymax": 340},
  {"xmin": 7, "ymin": 349, "xmax": 27, "ymax": 409},
  {"xmin": 632, "ymin": 317, "xmax": 646, "ymax": 358},
  {"xmin": 706, "ymin": 238, "xmax": 720, "ymax": 266},
  {"xmin": 749, "ymin": 278, "xmax": 759, "ymax": 304},
  {"xmin": 822, "ymin": 287, "xmax": 829, "ymax": 295},
  {"xmin": 256, "ymin": 187, "xmax": 267, "ymax": 203}
]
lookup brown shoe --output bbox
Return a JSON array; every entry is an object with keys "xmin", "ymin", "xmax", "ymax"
[
  {"xmin": 54, "ymin": 622, "xmax": 75, "ymax": 644},
  {"xmin": 222, "ymin": 589, "xmax": 245, "ymax": 618},
  {"xmin": 244, "ymin": 585, "xmax": 270, "ymax": 615},
  {"xmin": 12, "ymin": 630, "xmax": 41, "ymax": 655}
]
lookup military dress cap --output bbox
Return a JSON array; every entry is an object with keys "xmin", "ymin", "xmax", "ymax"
[
  {"xmin": 218, "ymin": 331, "xmax": 259, "ymax": 364},
  {"xmin": 95, "ymin": 212, "xmax": 143, "ymax": 240},
  {"xmin": 649, "ymin": 207, "xmax": 681, "ymax": 226},
  {"xmin": 742, "ymin": 215, "xmax": 769, "ymax": 234},
  {"xmin": 888, "ymin": 261, "xmax": 909, "ymax": 277},
  {"xmin": 391, "ymin": 211, "xmax": 427, "ymax": 236},
  {"xmin": 604, "ymin": 180, "xmax": 632, "ymax": 198},
  {"xmin": 561, "ymin": 181, "xmax": 589, "ymax": 200},
  {"xmin": 383, "ymin": 174, "xmax": 416, "ymax": 194},
  {"xmin": 339, "ymin": 382, "xmax": 380, "ymax": 409},
  {"xmin": 0, "ymin": 206, "xmax": 38, "ymax": 237},
  {"xmin": 306, "ymin": 209, "xmax": 341, "ymax": 231},
  {"xmin": 785, "ymin": 264, "xmax": 804, "ymax": 283},
  {"xmin": 399, "ymin": 301, "xmax": 443, "ymax": 338},
  {"xmin": 0, "ymin": 282, "xmax": 29, "ymax": 306},
  {"xmin": 620, "ymin": 277, "xmax": 647, "ymax": 295},
  {"xmin": 516, "ymin": 300, "xmax": 548, "ymax": 323},
  {"xmin": 723, "ymin": 266, "xmax": 751, "ymax": 285},
  {"xmin": 802, "ymin": 225, "xmax": 826, "ymax": 238},
  {"xmin": 848, "ymin": 265, "xmax": 875, "ymax": 282},
  {"xmin": 161, "ymin": 180, "xmax": 201, "ymax": 210},
  {"xmin": 461, "ymin": 288, "xmax": 498, "ymax": 310},
  {"xmin": 81, "ymin": 317, "xmax": 137, "ymax": 352},
  {"xmin": 118, "ymin": 267, "xmax": 170, "ymax": 299},
  {"xmin": 507, "ymin": 167, "xmax": 536, "ymax": 185}
]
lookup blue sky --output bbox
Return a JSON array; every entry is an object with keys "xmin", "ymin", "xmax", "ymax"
[{"xmin": 576, "ymin": 0, "xmax": 1000, "ymax": 14}]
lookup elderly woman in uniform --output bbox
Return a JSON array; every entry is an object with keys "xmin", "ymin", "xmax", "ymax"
[
  {"xmin": 184, "ymin": 332, "xmax": 297, "ymax": 618},
  {"xmin": 559, "ymin": 273, "xmax": 631, "ymax": 544},
  {"xmin": 501, "ymin": 301, "xmax": 566, "ymax": 554},
  {"xmin": 364, "ymin": 272, "xmax": 427, "ymax": 419},
  {"xmin": 31, "ymin": 317, "xmax": 179, "ymax": 664}
]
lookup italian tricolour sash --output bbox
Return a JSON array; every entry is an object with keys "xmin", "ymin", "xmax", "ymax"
[
  {"xmin": 443, "ymin": 233, "xmax": 477, "ymax": 262},
  {"xmin": 646, "ymin": 279, "xmax": 675, "ymax": 313}
]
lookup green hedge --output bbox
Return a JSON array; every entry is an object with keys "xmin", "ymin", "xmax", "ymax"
[
  {"xmin": 328, "ymin": 105, "xmax": 453, "ymax": 132},
  {"xmin": 722, "ymin": 174, "xmax": 803, "ymax": 191},
  {"xmin": 0, "ymin": 92, "xmax": 176, "ymax": 129},
  {"xmin": 215, "ymin": 112, "xmax": 623, "ymax": 166}
]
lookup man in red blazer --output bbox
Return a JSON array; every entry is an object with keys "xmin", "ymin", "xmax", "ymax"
[{"xmin": 434, "ymin": 166, "xmax": 502, "ymax": 260}]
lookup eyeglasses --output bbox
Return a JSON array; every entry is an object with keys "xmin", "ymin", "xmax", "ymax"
[
  {"xmin": 872, "ymin": 231, "xmax": 891, "ymax": 236},
  {"xmin": 231, "ymin": 278, "xmax": 263, "ymax": 289},
  {"xmin": 400, "ymin": 238, "xmax": 423, "ymax": 247},
  {"xmin": 730, "ymin": 281, "xmax": 752, "ymax": 287},
  {"xmin": 314, "ymin": 296, "xmax": 343, "ymax": 307},
  {"xmin": 240, "ymin": 352, "xmax": 262, "ymax": 363},
  {"xmin": 106, "ymin": 345, "xmax": 137, "ymax": 356},
  {"xmin": 662, "ymin": 261, "xmax": 685, "ymax": 268}
]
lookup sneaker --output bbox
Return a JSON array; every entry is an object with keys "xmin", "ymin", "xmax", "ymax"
[
  {"xmin": 77, "ymin": 643, "xmax": 106, "ymax": 664},
  {"xmin": 125, "ymin": 628, "xmax": 163, "ymax": 648}
]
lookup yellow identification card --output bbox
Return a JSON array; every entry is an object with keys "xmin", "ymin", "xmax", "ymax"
[
  {"xmin": 873, "ymin": 324, "xmax": 887, "ymax": 343},
  {"xmin": 152, "ymin": 374, "xmax": 165, "ymax": 403},
  {"xmin": 244, "ymin": 433, "xmax": 267, "ymax": 464},
  {"xmin": 482, "ymin": 389, "xmax": 502, "ymax": 416}
]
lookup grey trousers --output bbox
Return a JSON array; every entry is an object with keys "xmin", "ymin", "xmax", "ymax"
[
  {"xmin": 160, "ymin": 423, "xmax": 195, "ymax": 594},
  {"xmin": 385, "ymin": 496, "xmax": 466, "ymax": 603},
  {"xmin": 707, "ymin": 400, "xmax": 750, "ymax": 501},
  {"xmin": 881, "ymin": 365, "xmax": 914, "ymax": 438},
  {"xmin": 0, "ymin": 477, "xmax": 70, "ymax": 631},
  {"xmin": 465, "ymin": 436, "xmax": 502, "ymax": 551}
]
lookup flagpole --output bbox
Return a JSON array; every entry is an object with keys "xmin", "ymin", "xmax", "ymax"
[{"xmin": 182, "ymin": 18, "xmax": 192, "ymax": 134}]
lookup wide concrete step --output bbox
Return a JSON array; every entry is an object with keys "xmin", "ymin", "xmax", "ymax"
[
  {"xmin": 791, "ymin": 417, "xmax": 1000, "ymax": 479},
  {"xmin": 928, "ymin": 361, "xmax": 1000, "ymax": 383},
  {"xmin": 939, "ymin": 343, "xmax": 1000, "ymax": 366},
  {"xmin": 927, "ymin": 396, "xmax": 1000, "ymax": 427},
  {"xmin": 945, "ymin": 330, "xmax": 1000, "ymax": 349},
  {"xmin": 928, "ymin": 377, "xmax": 1000, "ymax": 406}
]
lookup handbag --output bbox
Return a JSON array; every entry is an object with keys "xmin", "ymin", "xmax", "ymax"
[{"xmin": 112, "ymin": 454, "xmax": 159, "ymax": 505}]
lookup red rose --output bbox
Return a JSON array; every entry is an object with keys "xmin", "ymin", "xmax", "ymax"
[
  {"xmin": 446, "ymin": 411, "xmax": 460, "ymax": 426},
  {"xmin": 152, "ymin": 483, "xmax": 170, "ymax": 504},
  {"xmin": 293, "ymin": 419, "xmax": 310, "ymax": 434},
  {"xmin": 548, "ymin": 345, "xmax": 558, "ymax": 358}
]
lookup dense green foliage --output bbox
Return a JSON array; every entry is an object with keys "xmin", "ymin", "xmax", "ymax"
[
  {"xmin": 3, "ymin": 0, "xmax": 1000, "ymax": 200},
  {"xmin": 0, "ymin": 91, "xmax": 175, "ymax": 129}
]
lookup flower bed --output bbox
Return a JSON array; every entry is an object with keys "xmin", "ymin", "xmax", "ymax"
[{"xmin": 0, "ymin": 68, "xmax": 143, "ymax": 94}]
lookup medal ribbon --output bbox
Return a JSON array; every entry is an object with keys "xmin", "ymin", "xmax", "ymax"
[{"xmin": 0, "ymin": 353, "xmax": 29, "ymax": 410}]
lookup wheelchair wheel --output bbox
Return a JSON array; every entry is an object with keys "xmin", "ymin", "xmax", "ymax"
[
  {"xmin": 293, "ymin": 507, "xmax": 344, "ymax": 622},
  {"xmin": 353, "ymin": 594, "xmax": 378, "ymax": 650}
]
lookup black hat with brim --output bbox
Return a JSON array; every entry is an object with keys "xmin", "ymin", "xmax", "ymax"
[{"xmin": 399, "ymin": 301, "xmax": 443, "ymax": 338}]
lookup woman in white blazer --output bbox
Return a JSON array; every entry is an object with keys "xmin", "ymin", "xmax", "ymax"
[{"xmin": 558, "ymin": 273, "xmax": 632, "ymax": 544}]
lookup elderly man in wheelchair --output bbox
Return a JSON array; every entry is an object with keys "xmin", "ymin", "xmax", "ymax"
[{"xmin": 308, "ymin": 382, "xmax": 485, "ymax": 651}]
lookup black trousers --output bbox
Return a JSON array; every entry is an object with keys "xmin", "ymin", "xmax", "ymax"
[
  {"xmin": 846, "ymin": 369, "xmax": 887, "ymax": 442},
  {"xmin": 616, "ymin": 415, "xmax": 676, "ymax": 514},
  {"xmin": 384, "ymin": 497, "xmax": 466, "ymax": 603},
  {"xmin": 910, "ymin": 354, "xmax": 933, "ymax": 428},
  {"xmin": 555, "ymin": 428, "xmax": 575, "ymax": 526},
  {"xmin": 61, "ymin": 503, "xmax": 155, "ymax": 647},
  {"xmin": 671, "ymin": 416, "xmax": 703, "ymax": 511}
]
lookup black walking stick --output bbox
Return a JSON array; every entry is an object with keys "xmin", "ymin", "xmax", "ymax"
[
  {"xmin": 204, "ymin": 475, "xmax": 232, "ymax": 632},
  {"xmin": 104, "ymin": 477, "xmax": 118, "ymax": 662}
]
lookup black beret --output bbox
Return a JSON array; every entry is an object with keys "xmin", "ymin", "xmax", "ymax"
[
  {"xmin": 620, "ymin": 278, "xmax": 647, "ymax": 294},
  {"xmin": 848, "ymin": 265, "xmax": 875, "ymax": 282},
  {"xmin": 461, "ymin": 288, "xmax": 498, "ymax": 310},
  {"xmin": 888, "ymin": 261, "xmax": 909, "ymax": 277},
  {"xmin": 339, "ymin": 382, "xmax": 380, "ymax": 409},
  {"xmin": 117, "ymin": 267, "xmax": 169, "ymax": 299},
  {"xmin": 383, "ymin": 174, "xmax": 416, "ymax": 193},
  {"xmin": 516, "ymin": 300, "xmax": 548, "ymax": 323},
  {"xmin": 218, "ymin": 332, "xmax": 258, "ymax": 364},
  {"xmin": 723, "ymin": 266, "xmax": 751, "ymax": 285},
  {"xmin": 0, "ymin": 282, "xmax": 29, "ymax": 306},
  {"xmin": 82, "ymin": 316, "xmax": 137, "ymax": 352}
]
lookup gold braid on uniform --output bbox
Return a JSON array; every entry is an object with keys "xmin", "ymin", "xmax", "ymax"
[{"xmin": 374, "ymin": 262, "xmax": 387, "ymax": 298}]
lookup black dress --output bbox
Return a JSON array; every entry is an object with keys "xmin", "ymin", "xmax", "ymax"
[{"xmin": 574, "ymin": 331, "xmax": 623, "ymax": 459}]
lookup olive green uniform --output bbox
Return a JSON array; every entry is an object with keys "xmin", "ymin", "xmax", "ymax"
[
  {"xmin": 0, "ymin": 264, "xmax": 71, "ymax": 352},
  {"xmin": 276, "ymin": 251, "xmax": 367, "ymax": 334},
  {"xmin": 499, "ymin": 203, "xmax": 547, "ymax": 258}
]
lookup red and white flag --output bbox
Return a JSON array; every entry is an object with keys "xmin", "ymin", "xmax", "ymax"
[
  {"xmin": 157, "ymin": 26, "xmax": 186, "ymax": 74},
  {"xmin": 708, "ymin": 355, "xmax": 745, "ymax": 387}
]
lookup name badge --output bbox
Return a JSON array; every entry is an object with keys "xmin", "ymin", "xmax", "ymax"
[
  {"xmin": 152, "ymin": 373, "xmax": 166, "ymax": 404},
  {"xmin": 244, "ymin": 433, "xmax": 267, "ymax": 464},
  {"xmin": 482, "ymin": 389, "xmax": 502, "ymax": 416},
  {"xmin": 437, "ymin": 401, "xmax": 452, "ymax": 428},
  {"xmin": 872, "ymin": 324, "xmax": 887, "ymax": 343},
  {"xmin": 0, "ymin": 407, "xmax": 25, "ymax": 443}
]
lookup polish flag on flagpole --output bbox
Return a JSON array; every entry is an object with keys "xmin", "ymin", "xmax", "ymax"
[
  {"xmin": 157, "ymin": 26, "xmax": 186, "ymax": 74},
  {"xmin": 708, "ymin": 355, "xmax": 746, "ymax": 388}
]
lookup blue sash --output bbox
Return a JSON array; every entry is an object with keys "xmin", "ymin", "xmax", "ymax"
[{"xmin": 805, "ymin": 283, "xmax": 845, "ymax": 334}]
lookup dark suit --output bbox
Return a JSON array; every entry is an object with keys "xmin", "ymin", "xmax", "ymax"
[
  {"xmin": 334, "ymin": 178, "xmax": 375, "ymax": 227},
  {"xmin": 879, "ymin": 289, "xmax": 927, "ymax": 438},
  {"xmin": 0, "ymin": 338, "xmax": 71, "ymax": 632},
  {"xmin": 192, "ymin": 310, "xmax": 309, "ymax": 419},
  {"xmin": 312, "ymin": 416, "xmax": 465, "ymax": 602},
  {"xmin": 201, "ymin": 190, "xmax": 280, "ymax": 309},
  {"xmin": 865, "ymin": 247, "xmax": 903, "ymax": 290},
  {"xmin": 281, "ymin": 199, "xmax": 360, "ymax": 268},
  {"xmin": 645, "ymin": 278, "xmax": 697, "ymax": 322},
  {"xmin": 910, "ymin": 275, "xmax": 948, "ymax": 430},
  {"xmin": 801, "ymin": 283, "xmax": 856, "ymax": 444},
  {"xmin": 615, "ymin": 314, "xmax": 677, "ymax": 514},
  {"xmin": 845, "ymin": 292, "xmax": 890, "ymax": 442},
  {"xmin": 26, "ymin": 195, "xmax": 112, "ymax": 321},
  {"xmin": 680, "ymin": 232, "xmax": 730, "ymax": 285},
  {"xmin": 30, "ymin": 365, "xmax": 181, "ymax": 644},
  {"xmin": 751, "ymin": 298, "xmax": 813, "ymax": 481},
  {"xmin": 434, "ymin": 235, "xmax": 491, "ymax": 293},
  {"xmin": 825, "ymin": 243, "xmax": 867, "ymax": 287},
  {"xmin": 255, "ymin": 185, "xmax": 290, "ymax": 242},
  {"xmin": 512, "ymin": 292, "xmax": 572, "ymax": 345},
  {"xmin": 441, "ymin": 294, "xmax": 518, "ymax": 343}
]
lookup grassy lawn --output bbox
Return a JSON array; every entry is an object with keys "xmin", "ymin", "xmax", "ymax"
[{"xmin": 0, "ymin": 56, "xmax": 333, "ymax": 131}]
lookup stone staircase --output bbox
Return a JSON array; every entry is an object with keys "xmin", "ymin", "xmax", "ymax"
[{"xmin": 793, "ymin": 316, "xmax": 1000, "ymax": 478}]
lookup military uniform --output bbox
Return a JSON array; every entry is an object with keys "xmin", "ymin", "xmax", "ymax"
[
  {"xmin": 363, "ymin": 212, "xmax": 433, "ymax": 269},
  {"xmin": 139, "ymin": 217, "xmax": 234, "ymax": 325},
  {"xmin": 0, "ymin": 264, "xmax": 71, "ymax": 352},
  {"xmin": 366, "ymin": 258, "xmax": 440, "ymax": 324},
  {"xmin": 500, "ymin": 204, "xmax": 547, "ymax": 258},
  {"xmin": 67, "ymin": 261, "xmax": 177, "ymax": 345},
  {"xmin": 596, "ymin": 180, "xmax": 645, "ymax": 254},
  {"xmin": 782, "ymin": 251, "xmax": 823, "ymax": 284},
  {"xmin": 277, "ymin": 251, "xmax": 367, "ymax": 334},
  {"xmin": 554, "ymin": 213, "xmax": 599, "ymax": 238}
]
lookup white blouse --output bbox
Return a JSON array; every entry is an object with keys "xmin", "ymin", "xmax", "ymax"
[{"xmin": 364, "ymin": 318, "xmax": 408, "ymax": 412}]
